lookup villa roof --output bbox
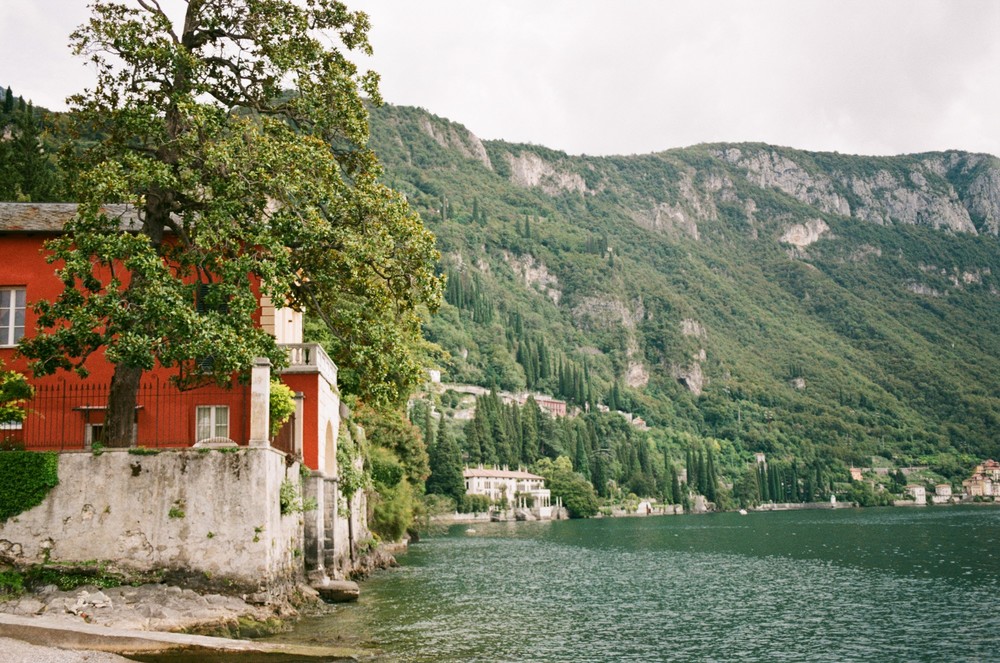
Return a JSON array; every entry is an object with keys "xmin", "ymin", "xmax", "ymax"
[
  {"xmin": 463, "ymin": 467, "xmax": 544, "ymax": 481},
  {"xmin": 0, "ymin": 202, "xmax": 142, "ymax": 233}
]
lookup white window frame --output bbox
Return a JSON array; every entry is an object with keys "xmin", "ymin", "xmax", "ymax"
[
  {"xmin": 85, "ymin": 423, "xmax": 105, "ymax": 447},
  {"xmin": 196, "ymin": 405, "xmax": 230, "ymax": 441},
  {"xmin": 0, "ymin": 287, "xmax": 26, "ymax": 347}
]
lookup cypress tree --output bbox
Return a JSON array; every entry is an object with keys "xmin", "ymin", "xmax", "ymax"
[
  {"xmin": 427, "ymin": 420, "xmax": 466, "ymax": 501},
  {"xmin": 758, "ymin": 464, "xmax": 770, "ymax": 502},
  {"xmin": 574, "ymin": 429, "xmax": 590, "ymax": 480},
  {"xmin": 422, "ymin": 403, "xmax": 435, "ymax": 449},
  {"xmin": 697, "ymin": 449, "xmax": 708, "ymax": 495},
  {"xmin": 591, "ymin": 450, "xmax": 607, "ymax": 497},
  {"xmin": 3, "ymin": 87, "xmax": 12, "ymax": 114},
  {"xmin": 521, "ymin": 396, "xmax": 540, "ymax": 465},
  {"xmin": 706, "ymin": 447, "xmax": 718, "ymax": 501},
  {"xmin": 685, "ymin": 448, "xmax": 695, "ymax": 489},
  {"xmin": 671, "ymin": 467, "xmax": 683, "ymax": 504}
]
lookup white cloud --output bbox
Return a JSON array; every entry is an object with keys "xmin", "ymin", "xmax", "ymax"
[{"xmin": 3, "ymin": 0, "xmax": 998, "ymax": 157}]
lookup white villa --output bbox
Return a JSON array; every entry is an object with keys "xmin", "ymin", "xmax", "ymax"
[{"xmin": 463, "ymin": 466, "xmax": 553, "ymax": 519}]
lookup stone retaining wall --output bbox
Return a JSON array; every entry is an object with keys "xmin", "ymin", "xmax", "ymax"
[{"xmin": 0, "ymin": 448, "xmax": 303, "ymax": 597}]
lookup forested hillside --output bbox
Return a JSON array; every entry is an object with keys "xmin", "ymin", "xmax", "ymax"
[
  {"xmin": 6, "ymin": 93, "xmax": 999, "ymax": 508},
  {"xmin": 367, "ymin": 104, "xmax": 1000, "ymax": 500},
  {"xmin": 0, "ymin": 86, "xmax": 66, "ymax": 202}
]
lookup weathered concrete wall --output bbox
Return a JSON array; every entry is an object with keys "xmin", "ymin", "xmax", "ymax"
[{"xmin": 0, "ymin": 448, "xmax": 303, "ymax": 596}]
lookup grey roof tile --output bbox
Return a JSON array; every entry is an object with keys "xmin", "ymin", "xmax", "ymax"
[{"xmin": 0, "ymin": 202, "xmax": 142, "ymax": 233}]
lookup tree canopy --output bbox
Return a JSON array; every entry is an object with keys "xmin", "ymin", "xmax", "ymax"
[{"xmin": 19, "ymin": 0, "xmax": 442, "ymax": 444}]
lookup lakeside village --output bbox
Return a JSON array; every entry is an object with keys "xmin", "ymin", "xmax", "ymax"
[
  {"xmin": 0, "ymin": 203, "xmax": 997, "ymax": 658},
  {"xmin": 417, "ymin": 374, "xmax": 1000, "ymax": 521}
]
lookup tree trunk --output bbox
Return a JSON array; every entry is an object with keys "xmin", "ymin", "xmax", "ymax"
[{"xmin": 105, "ymin": 364, "xmax": 142, "ymax": 447}]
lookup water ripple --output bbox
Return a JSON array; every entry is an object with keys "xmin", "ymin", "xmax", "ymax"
[{"xmin": 277, "ymin": 507, "xmax": 1000, "ymax": 662}]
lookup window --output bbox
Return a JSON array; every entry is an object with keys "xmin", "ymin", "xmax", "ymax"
[
  {"xmin": 85, "ymin": 423, "xmax": 105, "ymax": 447},
  {"xmin": 196, "ymin": 405, "xmax": 229, "ymax": 441},
  {"xmin": 0, "ymin": 288, "xmax": 26, "ymax": 346}
]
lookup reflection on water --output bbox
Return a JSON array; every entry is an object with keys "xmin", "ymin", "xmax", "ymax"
[{"xmin": 268, "ymin": 506, "xmax": 1000, "ymax": 662}]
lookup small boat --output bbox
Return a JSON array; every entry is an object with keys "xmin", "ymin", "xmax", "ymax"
[{"xmin": 738, "ymin": 509, "xmax": 748, "ymax": 515}]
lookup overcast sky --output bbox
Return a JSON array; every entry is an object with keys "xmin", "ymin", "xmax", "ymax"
[{"xmin": 2, "ymin": 0, "xmax": 997, "ymax": 157}]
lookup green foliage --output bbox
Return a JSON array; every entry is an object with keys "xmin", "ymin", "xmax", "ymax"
[
  {"xmin": 457, "ymin": 493, "xmax": 492, "ymax": 514},
  {"xmin": 535, "ymin": 456, "xmax": 599, "ymax": 518},
  {"xmin": 0, "ymin": 89, "xmax": 66, "ymax": 202},
  {"xmin": 19, "ymin": 1, "xmax": 442, "ymax": 446},
  {"xmin": 336, "ymin": 422, "xmax": 369, "ymax": 510},
  {"xmin": 368, "ymin": 445, "xmax": 405, "ymax": 489},
  {"xmin": 167, "ymin": 500, "xmax": 185, "ymax": 519},
  {"xmin": 846, "ymin": 481, "xmax": 893, "ymax": 507},
  {"xmin": 426, "ymin": 420, "xmax": 466, "ymax": 501},
  {"xmin": 278, "ymin": 477, "xmax": 316, "ymax": 515},
  {"xmin": 127, "ymin": 447, "xmax": 160, "ymax": 456},
  {"xmin": 0, "ymin": 362, "xmax": 33, "ymax": 427},
  {"xmin": 354, "ymin": 404, "xmax": 429, "ymax": 488},
  {"xmin": 0, "ymin": 451, "xmax": 59, "ymax": 521},
  {"xmin": 7, "ymin": 562, "xmax": 146, "ymax": 594},
  {"xmin": 369, "ymin": 478, "xmax": 417, "ymax": 542},
  {"xmin": 269, "ymin": 381, "xmax": 296, "ymax": 438},
  {"xmin": 421, "ymin": 493, "xmax": 458, "ymax": 516},
  {"xmin": 0, "ymin": 570, "xmax": 24, "ymax": 596}
]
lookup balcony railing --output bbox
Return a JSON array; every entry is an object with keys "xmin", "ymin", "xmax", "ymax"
[{"xmin": 279, "ymin": 342, "xmax": 338, "ymax": 383}]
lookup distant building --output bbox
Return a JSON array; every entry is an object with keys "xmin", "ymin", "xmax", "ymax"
[
  {"xmin": 977, "ymin": 460, "xmax": 1000, "ymax": 482},
  {"xmin": 630, "ymin": 416, "xmax": 649, "ymax": 431},
  {"xmin": 850, "ymin": 467, "xmax": 864, "ymax": 482},
  {"xmin": 754, "ymin": 452, "xmax": 767, "ymax": 465},
  {"xmin": 427, "ymin": 369, "xmax": 441, "ymax": 384},
  {"xmin": 963, "ymin": 474, "xmax": 994, "ymax": 497},
  {"xmin": 534, "ymin": 397, "xmax": 567, "ymax": 418},
  {"xmin": 962, "ymin": 461, "xmax": 999, "ymax": 498},
  {"xmin": 933, "ymin": 484, "xmax": 953, "ymax": 503},
  {"xmin": 501, "ymin": 393, "xmax": 567, "ymax": 418},
  {"xmin": 463, "ymin": 466, "xmax": 552, "ymax": 518},
  {"xmin": 908, "ymin": 485, "xmax": 927, "ymax": 505}
]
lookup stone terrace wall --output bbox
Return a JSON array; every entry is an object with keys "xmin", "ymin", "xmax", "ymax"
[{"xmin": 0, "ymin": 448, "xmax": 304, "ymax": 598}]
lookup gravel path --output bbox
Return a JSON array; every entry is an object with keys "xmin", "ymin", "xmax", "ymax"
[{"xmin": 0, "ymin": 637, "xmax": 134, "ymax": 663}]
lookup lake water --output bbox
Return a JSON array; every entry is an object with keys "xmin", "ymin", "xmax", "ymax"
[{"xmin": 277, "ymin": 506, "xmax": 1000, "ymax": 662}]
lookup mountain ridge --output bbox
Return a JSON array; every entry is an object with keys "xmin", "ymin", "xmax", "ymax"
[{"xmin": 368, "ymin": 103, "xmax": 1000, "ymax": 479}]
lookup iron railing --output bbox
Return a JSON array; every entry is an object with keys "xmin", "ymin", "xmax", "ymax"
[{"xmin": 3, "ymin": 377, "xmax": 251, "ymax": 452}]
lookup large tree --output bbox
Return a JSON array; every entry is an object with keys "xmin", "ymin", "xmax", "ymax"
[{"xmin": 20, "ymin": 0, "xmax": 442, "ymax": 445}]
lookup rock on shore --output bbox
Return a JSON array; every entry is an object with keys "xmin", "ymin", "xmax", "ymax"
[{"xmin": 0, "ymin": 583, "xmax": 289, "ymax": 636}]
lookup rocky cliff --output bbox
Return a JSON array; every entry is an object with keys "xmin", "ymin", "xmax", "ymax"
[{"xmin": 369, "ymin": 104, "xmax": 1000, "ymax": 469}]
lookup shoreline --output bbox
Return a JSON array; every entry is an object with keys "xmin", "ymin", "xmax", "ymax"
[{"xmin": 0, "ymin": 543, "xmax": 401, "ymax": 659}]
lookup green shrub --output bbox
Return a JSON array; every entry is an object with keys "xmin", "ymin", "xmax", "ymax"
[
  {"xmin": 457, "ymin": 493, "xmax": 491, "ymax": 514},
  {"xmin": 0, "ymin": 570, "xmax": 24, "ymax": 596},
  {"xmin": 368, "ymin": 446, "xmax": 405, "ymax": 489},
  {"xmin": 279, "ymin": 477, "xmax": 318, "ymax": 515},
  {"xmin": 279, "ymin": 478, "xmax": 299, "ymax": 515},
  {"xmin": 269, "ymin": 380, "xmax": 296, "ymax": 437},
  {"xmin": 0, "ymin": 451, "xmax": 59, "ymax": 521},
  {"xmin": 370, "ymin": 479, "xmax": 416, "ymax": 542}
]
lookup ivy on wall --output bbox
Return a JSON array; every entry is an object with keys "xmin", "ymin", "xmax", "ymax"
[{"xmin": 0, "ymin": 451, "xmax": 59, "ymax": 521}]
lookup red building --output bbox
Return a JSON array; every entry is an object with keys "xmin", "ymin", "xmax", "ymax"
[{"xmin": 0, "ymin": 203, "xmax": 341, "ymax": 473}]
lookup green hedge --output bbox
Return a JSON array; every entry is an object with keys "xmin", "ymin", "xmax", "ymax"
[{"xmin": 0, "ymin": 451, "xmax": 59, "ymax": 521}]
